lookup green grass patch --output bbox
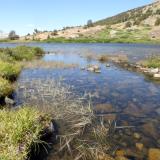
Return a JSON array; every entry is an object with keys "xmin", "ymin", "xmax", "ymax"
[
  {"xmin": 0, "ymin": 61, "xmax": 21, "ymax": 81},
  {"xmin": 0, "ymin": 107, "xmax": 51, "ymax": 160},
  {"xmin": 0, "ymin": 77, "xmax": 13, "ymax": 98},
  {"xmin": 140, "ymin": 56, "xmax": 160, "ymax": 68}
]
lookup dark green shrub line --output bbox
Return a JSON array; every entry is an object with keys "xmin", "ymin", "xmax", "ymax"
[{"xmin": 43, "ymin": 37, "xmax": 160, "ymax": 44}]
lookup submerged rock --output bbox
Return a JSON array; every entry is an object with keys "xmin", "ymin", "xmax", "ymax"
[
  {"xmin": 106, "ymin": 63, "xmax": 110, "ymax": 67},
  {"xmin": 142, "ymin": 122, "xmax": 158, "ymax": 139},
  {"xmin": 148, "ymin": 148, "xmax": 160, "ymax": 160},
  {"xmin": 94, "ymin": 103, "xmax": 115, "ymax": 114},
  {"xmin": 5, "ymin": 97, "xmax": 15, "ymax": 105},
  {"xmin": 87, "ymin": 65, "xmax": 101, "ymax": 73}
]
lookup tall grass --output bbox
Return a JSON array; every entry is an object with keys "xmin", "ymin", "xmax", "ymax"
[
  {"xmin": 0, "ymin": 61, "xmax": 21, "ymax": 81},
  {"xmin": 26, "ymin": 80, "xmax": 115, "ymax": 160},
  {"xmin": 140, "ymin": 55, "xmax": 160, "ymax": 68},
  {"xmin": 0, "ymin": 107, "xmax": 51, "ymax": 160}
]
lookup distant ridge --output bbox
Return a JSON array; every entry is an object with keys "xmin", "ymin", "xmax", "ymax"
[{"xmin": 22, "ymin": 1, "xmax": 160, "ymax": 43}]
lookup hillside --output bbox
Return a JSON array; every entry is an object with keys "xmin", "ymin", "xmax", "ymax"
[{"xmin": 22, "ymin": 1, "xmax": 160, "ymax": 43}]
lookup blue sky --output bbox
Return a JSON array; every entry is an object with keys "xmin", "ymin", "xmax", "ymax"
[{"xmin": 0, "ymin": 0, "xmax": 152, "ymax": 35}]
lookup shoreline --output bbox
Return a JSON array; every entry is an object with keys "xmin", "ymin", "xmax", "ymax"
[{"xmin": 1, "ymin": 38, "xmax": 160, "ymax": 45}]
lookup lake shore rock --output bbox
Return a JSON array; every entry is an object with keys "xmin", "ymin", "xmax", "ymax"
[{"xmin": 148, "ymin": 148, "xmax": 160, "ymax": 160}]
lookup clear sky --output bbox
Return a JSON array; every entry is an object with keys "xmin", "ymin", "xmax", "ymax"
[{"xmin": 0, "ymin": 0, "xmax": 153, "ymax": 35}]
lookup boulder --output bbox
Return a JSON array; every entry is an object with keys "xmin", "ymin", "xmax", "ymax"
[
  {"xmin": 150, "ymin": 68, "xmax": 159, "ymax": 74},
  {"xmin": 94, "ymin": 104, "xmax": 115, "ymax": 114},
  {"xmin": 87, "ymin": 65, "xmax": 101, "ymax": 73},
  {"xmin": 94, "ymin": 65, "xmax": 100, "ymax": 70},
  {"xmin": 148, "ymin": 148, "xmax": 160, "ymax": 160},
  {"xmin": 153, "ymin": 73, "xmax": 160, "ymax": 78}
]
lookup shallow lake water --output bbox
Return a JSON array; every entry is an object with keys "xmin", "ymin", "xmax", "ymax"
[{"xmin": 1, "ymin": 42, "xmax": 160, "ymax": 159}]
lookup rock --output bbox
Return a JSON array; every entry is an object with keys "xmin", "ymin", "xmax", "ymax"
[
  {"xmin": 80, "ymin": 67, "xmax": 85, "ymax": 70},
  {"xmin": 156, "ymin": 108, "xmax": 160, "ymax": 115},
  {"xmin": 94, "ymin": 104, "xmax": 115, "ymax": 114},
  {"xmin": 87, "ymin": 67, "xmax": 94, "ymax": 72},
  {"xmin": 124, "ymin": 102, "xmax": 144, "ymax": 117},
  {"xmin": 153, "ymin": 73, "xmax": 160, "ymax": 78},
  {"xmin": 116, "ymin": 150, "xmax": 126, "ymax": 157},
  {"xmin": 136, "ymin": 143, "xmax": 144, "ymax": 151},
  {"xmin": 106, "ymin": 63, "xmax": 110, "ymax": 67},
  {"xmin": 133, "ymin": 133, "xmax": 141, "ymax": 139},
  {"xmin": 94, "ymin": 69, "xmax": 101, "ymax": 73},
  {"xmin": 142, "ymin": 122, "xmax": 158, "ymax": 139},
  {"xmin": 5, "ymin": 97, "xmax": 15, "ymax": 105},
  {"xmin": 102, "ymin": 114, "xmax": 116, "ymax": 122},
  {"xmin": 148, "ymin": 148, "xmax": 160, "ymax": 160},
  {"xmin": 87, "ymin": 65, "xmax": 101, "ymax": 73},
  {"xmin": 150, "ymin": 68, "xmax": 159, "ymax": 74}
]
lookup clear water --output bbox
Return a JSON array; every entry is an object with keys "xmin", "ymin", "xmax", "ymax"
[{"xmin": 1, "ymin": 42, "xmax": 160, "ymax": 159}]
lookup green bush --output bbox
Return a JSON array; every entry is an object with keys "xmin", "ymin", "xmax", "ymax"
[
  {"xmin": 11, "ymin": 46, "xmax": 44, "ymax": 61},
  {"xmin": 0, "ymin": 61, "xmax": 21, "ymax": 80},
  {"xmin": 0, "ymin": 77, "xmax": 13, "ymax": 97},
  {"xmin": 156, "ymin": 9, "xmax": 160, "ymax": 15},
  {"xmin": 0, "ymin": 107, "xmax": 50, "ymax": 160},
  {"xmin": 33, "ymin": 47, "xmax": 45, "ymax": 56}
]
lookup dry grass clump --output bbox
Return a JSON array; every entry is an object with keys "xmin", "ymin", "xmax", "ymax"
[
  {"xmin": 19, "ymin": 79, "xmax": 114, "ymax": 160},
  {"xmin": 0, "ymin": 107, "xmax": 51, "ymax": 160}
]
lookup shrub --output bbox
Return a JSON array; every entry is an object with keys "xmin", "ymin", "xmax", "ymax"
[
  {"xmin": 133, "ymin": 19, "xmax": 141, "ymax": 25},
  {"xmin": 0, "ymin": 107, "xmax": 50, "ymax": 160},
  {"xmin": 125, "ymin": 21, "xmax": 132, "ymax": 28},
  {"xmin": 33, "ymin": 47, "xmax": 45, "ymax": 56},
  {"xmin": 155, "ymin": 18, "xmax": 160, "ymax": 26},
  {"xmin": 0, "ymin": 61, "xmax": 21, "ymax": 80},
  {"xmin": 0, "ymin": 77, "xmax": 13, "ymax": 97},
  {"xmin": 11, "ymin": 46, "xmax": 44, "ymax": 61},
  {"xmin": 140, "ymin": 56, "xmax": 160, "ymax": 68}
]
